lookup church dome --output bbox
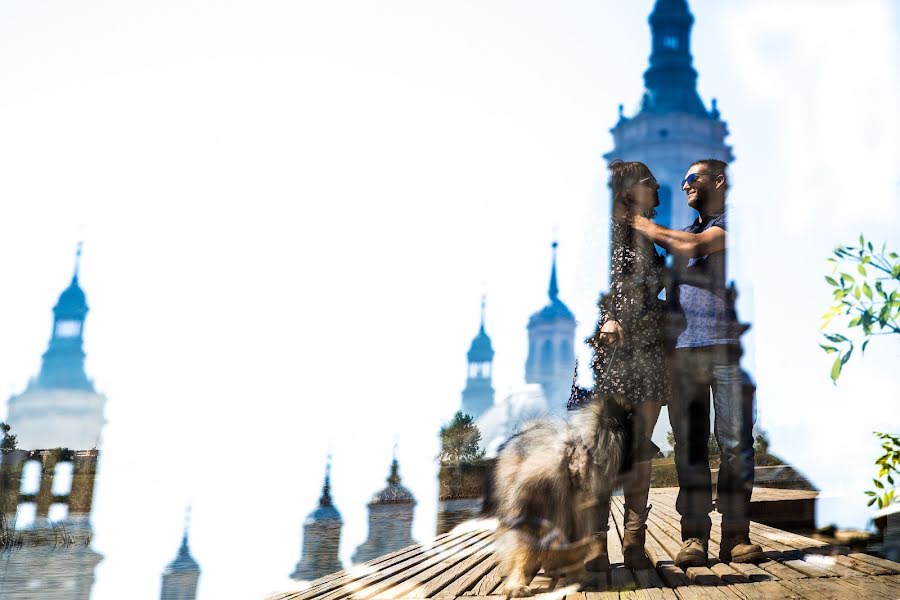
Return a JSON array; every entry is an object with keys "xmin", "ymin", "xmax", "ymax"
[
  {"xmin": 54, "ymin": 276, "xmax": 89, "ymax": 320},
  {"xmin": 369, "ymin": 458, "xmax": 416, "ymax": 505},
  {"xmin": 467, "ymin": 328, "xmax": 494, "ymax": 363},
  {"xmin": 164, "ymin": 534, "xmax": 200, "ymax": 574}
]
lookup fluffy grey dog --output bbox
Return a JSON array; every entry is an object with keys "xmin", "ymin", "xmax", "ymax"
[{"xmin": 490, "ymin": 397, "xmax": 627, "ymax": 597}]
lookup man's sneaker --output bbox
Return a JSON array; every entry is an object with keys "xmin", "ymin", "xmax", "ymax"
[
  {"xmin": 674, "ymin": 538, "xmax": 708, "ymax": 569},
  {"xmin": 719, "ymin": 537, "xmax": 765, "ymax": 564}
]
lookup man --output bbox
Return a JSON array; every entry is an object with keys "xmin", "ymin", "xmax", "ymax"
[{"xmin": 617, "ymin": 159, "xmax": 763, "ymax": 568}]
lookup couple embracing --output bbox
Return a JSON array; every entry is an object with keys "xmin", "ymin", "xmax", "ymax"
[{"xmin": 579, "ymin": 159, "xmax": 763, "ymax": 571}]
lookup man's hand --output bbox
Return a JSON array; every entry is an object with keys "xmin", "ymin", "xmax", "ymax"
[{"xmin": 599, "ymin": 320, "xmax": 625, "ymax": 346}]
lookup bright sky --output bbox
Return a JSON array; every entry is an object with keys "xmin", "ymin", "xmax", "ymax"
[{"xmin": 0, "ymin": 1, "xmax": 898, "ymax": 599}]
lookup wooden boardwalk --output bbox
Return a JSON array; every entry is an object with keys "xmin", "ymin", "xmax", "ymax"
[{"xmin": 270, "ymin": 488, "xmax": 900, "ymax": 600}]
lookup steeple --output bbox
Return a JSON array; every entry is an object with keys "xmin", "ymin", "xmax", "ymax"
[
  {"xmin": 319, "ymin": 456, "xmax": 333, "ymax": 507},
  {"xmin": 462, "ymin": 296, "xmax": 494, "ymax": 418},
  {"xmin": 548, "ymin": 241, "xmax": 560, "ymax": 300},
  {"xmin": 352, "ymin": 453, "xmax": 417, "ymax": 564},
  {"xmin": 526, "ymin": 241, "xmax": 576, "ymax": 414},
  {"xmin": 31, "ymin": 244, "xmax": 93, "ymax": 392},
  {"xmin": 640, "ymin": 0, "xmax": 706, "ymax": 115}
]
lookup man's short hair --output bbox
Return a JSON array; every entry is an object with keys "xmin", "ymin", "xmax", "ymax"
[{"xmin": 690, "ymin": 158, "xmax": 729, "ymax": 192}]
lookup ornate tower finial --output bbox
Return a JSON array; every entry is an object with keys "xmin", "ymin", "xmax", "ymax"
[
  {"xmin": 319, "ymin": 454, "xmax": 333, "ymax": 507},
  {"xmin": 387, "ymin": 453, "xmax": 401, "ymax": 486},
  {"xmin": 548, "ymin": 240, "xmax": 560, "ymax": 301},
  {"xmin": 479, "ymin": 295, "xmax": 486, "ymax": 333},
  {"xmin": 710, "ymin": 97, "xmax": 720, "ymax": 119},
  {"xmin": 74, "ymin": 242, "xmax": 83, "ymax": 280}
]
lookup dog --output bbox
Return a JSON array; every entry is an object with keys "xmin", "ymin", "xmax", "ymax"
[{"xmin": 488, "ymin": 395, "xmax": 629, "ymax": 597}]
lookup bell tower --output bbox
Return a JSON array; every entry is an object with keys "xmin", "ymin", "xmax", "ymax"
[{"xmin": 460, "ymin": 296, "xmax": 495, "ymax": 419}]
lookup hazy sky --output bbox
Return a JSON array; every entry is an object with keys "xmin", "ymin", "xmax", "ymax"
[{"xmin": 0, "ymin": 1, "xmax": 898, "ymax": 599}]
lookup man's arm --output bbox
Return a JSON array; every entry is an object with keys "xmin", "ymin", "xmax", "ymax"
[{"xmin": 630, "ymin": 215, "xmax": 726, "ymax": 258}]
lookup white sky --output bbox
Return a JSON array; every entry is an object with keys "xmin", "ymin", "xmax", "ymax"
[{"xmin": 0, "ymin": 1, "xmax": 898, "ymax": 598}]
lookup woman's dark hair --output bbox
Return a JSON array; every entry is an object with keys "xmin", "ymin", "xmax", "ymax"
[{"xmin": 608, "ymin": 159, "xmax": 653, "ymax": 208}]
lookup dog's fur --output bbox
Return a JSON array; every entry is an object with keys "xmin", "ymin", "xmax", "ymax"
[{"xmin": 488, "ymin": 397, "xmax": 628, "ymax": 597}]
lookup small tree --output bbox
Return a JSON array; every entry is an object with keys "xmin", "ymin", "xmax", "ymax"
[
  {"xmin": 866, "ymin": 432, "xmax": 900, "ymax": 509},
  {"xmin": 437, "ymin": 411, "xmax": 485, "ymax": 464},
  {"xmin": 0, "ymin": 423, "xmax": 16, "ymax": 455},
  {"xmin": 820, "ymin": 235, "xmax": 900, "ymax": 383}
]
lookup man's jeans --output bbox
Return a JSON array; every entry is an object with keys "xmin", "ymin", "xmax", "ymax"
[{"xmin": 667, "ymin": 345, "xmax": 755, "ymax": 541}]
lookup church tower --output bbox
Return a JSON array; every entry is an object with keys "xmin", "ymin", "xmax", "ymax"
[
  {"xmin": 160, "ymin": 511, "xmax": 201, "ymax": 600},
  {"xmin": 605, "ymin": 0, "xmax": 733, "ymax": 230},
  {"xmin": 351, "ymin": 455, "xmax": 417, "ymax": 564},
  {"xmin": 291, "ymin": 460, "xmax": 344, "ymax": 581},
  {"xmin": 525, "ymin": 242, "xmax": 576, "ymax": 413},
  {"xmin": 460, "ymin": 297, "xmax": 494, "ymax": 419},
  {"xmin": 6, "ymin": 246, "xmax": 107, "ymax": 450}
]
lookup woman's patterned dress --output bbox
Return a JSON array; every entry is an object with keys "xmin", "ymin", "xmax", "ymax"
[{"xmin": 584, "ymin": 222, "xmax": 671, "ymax": 406}]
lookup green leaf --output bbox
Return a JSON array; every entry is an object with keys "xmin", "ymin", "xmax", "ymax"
[
  {"xmin": 890, "ymin": 252, "xmax": 899, "ymax": 260},
  {"xmin": 819, "ymin": 344, "xmax": 839, "ymax": 354},
  {"xmin": 841, "ymin": 272, "xmax": 855, "ymax": 284},
  {"xmin": 860, "ymin": 233, "xmax": 865, "ymax": 247},
  {"xmin": 865, "ymin": 490, "xmax": 876, "ymax": 496},
  {"xmin": 854, "ymin": 286, "xmax": 861, "ymax": 300},
  {"xmin": 825, "ymin": 275, "xmax": 838, "ymax": 286},
  {"xmin": 858, "ymin": 263, "xmax": 867, "ymax": 276},
  {"xmin": 874, "ymin": 478, "xmax": 885, "ymax": 489},
  {"xmin": 868, "ymin": 496, "xmax": 878, "ymax": 506},
  {"xmin": 825, "ymin": 333, "xmax": 848, "ymax": 343},
  {"xmin": 888, "ymin": 474, "xmax": 895, "ymax": 485},
  {"xmin": 831, "ymin": 356, "xmax": 843, "ymax": 382},
  {"xmin": 841, "ymin": 346, "xmax": 853, "ymax": 365},
  {"xmin": 868, "ymin": 241, "xmax": 874, "ymax": 252},
  {"xmin": 863, "ymin": 282, "xmax": 873, "ymax": 300},
  {"xmin": 862, "ymin": 339, "xmax": 870, "ymax": 355},
  {"xmin": 848, "ymin": 315, "xmax": 862, "ymax": 327}
]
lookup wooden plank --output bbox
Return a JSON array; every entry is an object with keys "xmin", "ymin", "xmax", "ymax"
[
  {"xmin": 776, "ymin": 576, "xmax": 900, "ymax": 600},
  {"xmin": 435, "ymin": 554, "xmax": 500, "ymax": 598},
  {"xmin": 584, "ymin": 592, "xmax": 622, "ymax": 600},
  {"xmin": 726, "ymin": 562, "xmax": 776, "ymax": 583},
  {"xmin": 333, "ymin": 530, "xmax": 492, "ymax": 600},
  {"xmin": 671, "ymin": 584, "xmax": 741, "ymax": 599},
  {"xmin": 464, "ymin": 564, "xmax": 502, "ymax": 596},
  {"xmin": 837, "ymin": 575, "xmax": 900, "ymax": 599},
  {"xmin": 297, "ymin": 530, "xmax": 487, "ymax": 600},
  {"xmin": 846, "ymin": 552, "xmax": 900, "ymax": 574},
  {"xmin": 404, "ymin": 535, "xmax": 497, "ymax": 598},
  {"xmin": 726, "ymin": 581, "xmax": 807, "ymax": 600}
]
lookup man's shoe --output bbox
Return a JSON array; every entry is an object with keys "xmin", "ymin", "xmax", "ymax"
[
  {"xmin": 674, "ymin": 538, "xmax": 708, "ymax": 569},
  {"xmin": 586, "ymin": 531, "xmax": 609, "ymax": 572},
  {"xmin": 719, "ymin": 537, "xmax": 764, "ymax": 564}
]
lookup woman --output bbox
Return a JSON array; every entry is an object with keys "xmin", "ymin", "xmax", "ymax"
[{"xmin": 581, "ymin": 159, "xmax": 670, "ymax": 570}]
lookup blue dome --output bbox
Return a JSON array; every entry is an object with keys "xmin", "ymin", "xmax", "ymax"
[
  {"xmin": 467, "ymin": 329, "xmax": 494, "ymax": 362},
  {"xmin": 529, "ymin": 299, "xmax": 575, "ymax": 326},
  {"xmin": 54, "ymin": 276, "xmax": 88, "ymax": 320}
]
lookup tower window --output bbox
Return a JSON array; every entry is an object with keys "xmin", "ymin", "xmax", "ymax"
[
  {"xmin": 55, "ymin": 320, "xmax": 81, "ymax": 338},
  {"xmin": 20, "ymin": 460, "xmax": 42, "ymax": 495},
  {"xmin": 541, "ymin": 340, "xmax": 554, "ymax": 371},
  {"xmin": 663, "ymin": 35, "xmax": 678, "ymax": 49}
]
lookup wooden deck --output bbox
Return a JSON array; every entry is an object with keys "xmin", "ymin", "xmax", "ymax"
[{"xmin": 270, "ymin": 488, "xmax": 900, "ymax": 600}]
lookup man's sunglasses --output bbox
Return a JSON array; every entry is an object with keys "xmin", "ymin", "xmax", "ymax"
[{"xmin": 681, "ymin": 172, "xmax": 706, "ymax": 187}]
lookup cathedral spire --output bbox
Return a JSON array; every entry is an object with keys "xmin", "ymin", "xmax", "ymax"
[
  {"xmin": 319, "ymin": 456, "xmax": 333, "ymax": 507},
  {"xmin": 640, "ymin": 0, "xmax": 706, "ymax": 115},
  {"xmin": 479, "ymin": 295, "xmax": 486, "ymax": 334},
  {"xmin": 548, "ymin": 241, "xmax": 560, "ymax": 301}
]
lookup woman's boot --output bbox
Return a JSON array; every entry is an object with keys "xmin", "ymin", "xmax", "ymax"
[
  {"xmin": 622, "ymin": 504, "xmax": 652, "ymax": 569},
  {"xmin": 586, "ymin": 497, "xmax": 610, "ymax": 572}
]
